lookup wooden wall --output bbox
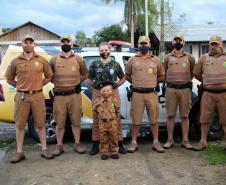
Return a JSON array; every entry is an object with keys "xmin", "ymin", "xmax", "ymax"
[{"xmin": 0, "ymin": 24, "xmax": 60, "ymax": 41}]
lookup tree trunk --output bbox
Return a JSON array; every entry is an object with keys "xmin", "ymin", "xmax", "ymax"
[{"xmin": 130, "ymin": 0, "xmax": 135, "ymax": 47}]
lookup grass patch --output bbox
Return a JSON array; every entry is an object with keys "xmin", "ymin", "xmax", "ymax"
[
  {"xmin": 206, "ymin": 142, "xmax": 226, "ymax": 165},
  {"xmin": 0, "ymin": 137, "xmax": 15, "ymax": 150}
]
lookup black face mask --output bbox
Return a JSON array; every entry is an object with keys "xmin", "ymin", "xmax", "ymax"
[
  {"xmin": 139, "ymin": 45, "xmax": 149, "ymax": 55},
  {"xmin": 173, "ymin": 42, "xmax": 183, "ymax": 50},
  {"xmin": 61, "ymin": 44, "xmax": 72, "ymax": 53},
  {"xmin": 100, "ymin": 52, "xmax": 110, "ymax": 59}
]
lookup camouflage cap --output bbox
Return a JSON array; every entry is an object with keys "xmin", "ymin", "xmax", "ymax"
[
  {"xmin": 22, "ymin": 35, "xmax": 34, "ymax": 42},
  {"xmin": 60, "ymin": 35, "xmax": 73, "ymax": 43},
  {"xmin": 138, "ymin": 36, "xmax": 150, "ymax": 43},
  {"xmin": 209, "ymin": 35, "xmax": 223, "ymax": 45},
  {"xmin": 173, "ymin": 34, "xmax": 184, "ymax": 41}
]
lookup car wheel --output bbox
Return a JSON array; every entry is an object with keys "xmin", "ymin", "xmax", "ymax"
[
  {"xmin": 28, "ymin": 106, "xmax": 57, "ymax": 144},
  {"xmin": 194, "ymin": 109, "xmax": 224, "ymax": 141}
]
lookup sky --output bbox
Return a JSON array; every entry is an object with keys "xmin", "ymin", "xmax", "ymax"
[{"xmin": 0, "ymin": 0, "xmax": 226, "ymax": 38}]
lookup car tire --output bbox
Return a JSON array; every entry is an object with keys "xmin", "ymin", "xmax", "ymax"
[
  {"xmin": 193, "ymin": 109, "xmax": 224, "ymax": 141},
  {"xmin": 28, "ymin": 106, "xmax": 57, "ymax": 144}
]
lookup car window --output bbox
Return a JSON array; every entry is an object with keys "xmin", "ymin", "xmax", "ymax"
[
  {"xmin": 83, "ymin": 56, "xmax": 115, "ymax": 69},
  {"xmin": 122, "ymin": 56, "xmax": 132, "ymax": 66}
]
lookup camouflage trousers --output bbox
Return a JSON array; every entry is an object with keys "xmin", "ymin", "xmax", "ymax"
[{"xmin": 99, "ymin": 119, "xmax": 119, "ymax": 155}]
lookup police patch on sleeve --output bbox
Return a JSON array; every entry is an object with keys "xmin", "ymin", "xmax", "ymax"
[{"xmin": 223, "ymin": 61, "xmax": 226, "ymax": 67}]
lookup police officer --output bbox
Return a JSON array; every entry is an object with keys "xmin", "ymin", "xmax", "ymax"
[
  {"xmin": 87, "ymin": 42, "xmax": 127, "ymax": 155},
  {"xmin": 193, "ymin": 35, "xmax": 226, "ymax": 151},
  {"xmin": 49, "ymin": 35, "xmax": 87, "ymax": 156},
  {"xmin": 5, "ymin": 35, "xmax": 54, "ymax": 163},
  {"xmin": 125, "ymin": 36, "xmax": 165, "ymax": 153},
  {"xmin": 163, "ymin": 34, "xmax": 195, "ymax": 150}
]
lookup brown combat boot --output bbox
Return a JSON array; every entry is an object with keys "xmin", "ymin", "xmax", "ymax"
[
  {"xmin": 52, "ymin": 145, "xmax": 64, "ymax": 157},
  {"xmin": 152, "ymin": 142, "xmax": 165, "ymax": 153},
  {"xmin": 111, "ymin": 154, "xmax": 119, "ymax": 159},
  {"xmin": 193, "ymin": 141, "xmax": 207, "ymax": 151},
  {"xmin": 127, "ymin": 143, "xmax": 138, "ymax": 153},
  {"xmin": 181, "ymin": 140, "xmax": 193, "ymax": 150},
  {"xmin": 40, "ymin": 149, "xmax": 54, "ymax": 160},
  {"xmin": 10, "ymin": 152, "xmax": 25, "ymax": 163},
  {"xmin": 74, "ymin": 143, "xmax": 86, "ymax": 154}
]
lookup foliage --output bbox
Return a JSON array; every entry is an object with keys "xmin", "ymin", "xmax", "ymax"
[{"xmin": 92, "ymin": 24, "xmax": 129, "ymax": 46}]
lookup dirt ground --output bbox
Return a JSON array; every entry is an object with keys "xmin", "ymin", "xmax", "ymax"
[
  {"xmin": 0, "ymin": 122, "xmax": 226, "ymax": 185},
  {"xmin": 0, "ymin": 135, "xmax": 226, "ymax": 185}
]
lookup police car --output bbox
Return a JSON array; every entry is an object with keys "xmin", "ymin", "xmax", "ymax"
[{"xmin": 0, "ymin": 45, "xmax": 223, "ymax": 143}]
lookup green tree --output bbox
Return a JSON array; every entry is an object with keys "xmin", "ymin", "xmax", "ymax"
[
  {"xmin": 92, "ymin": 24, "xmax": 129, "ymax": 46},
  {"xmin": 75, "ymin": 31, "xmax": 86, "ymax": 47},
  {"xmin": 2, "ymin": 28, "xmax": 11, "ymax": 33},
  {"xmin": 101, "ymin": 0, "xmax": 173, "ymax": 46}
]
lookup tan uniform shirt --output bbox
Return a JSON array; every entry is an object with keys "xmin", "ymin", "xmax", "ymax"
[
  {"xmin": 193, "ymin": 52, "xmax": 226, "ymax": 90},
  {"xmin": 164, "ymin": 50, "xmax": 195, "ymax": 83},
  {"xmin": 5, "ymin": 52, "xmax": 53, "ymax": 91},
  {"xmin": 126, "ymin": 53, "xmax": 165, "ymax": 88},
  {"xmin": 49, "ymin": 52, "xmax": 87, "ymax": 91}
]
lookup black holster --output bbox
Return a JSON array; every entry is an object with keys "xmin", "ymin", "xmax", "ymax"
[
  {"xmin": 197, "ymin": 83, "xmax": 204, "ymax": 99},
  {"xmin": 126, "ymin": 85, "xmax": 133, "ymax": 102}
]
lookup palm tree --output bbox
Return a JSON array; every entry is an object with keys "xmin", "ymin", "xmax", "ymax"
[
  {"xmin": 101, "ymin": 0, "xmax": 159, "ymax": 47},
  {"xmin": 101, "ymin": 0, "xmax": 138, "ymax": 47}
]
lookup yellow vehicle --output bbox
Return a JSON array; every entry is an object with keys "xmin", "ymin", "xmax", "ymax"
[{"xmin": 0, "ymin": 45, "xmax": 223, "ymax": 143}]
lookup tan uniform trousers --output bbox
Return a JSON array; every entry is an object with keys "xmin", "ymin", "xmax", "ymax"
[
  {"xmin": 165, "ymin": 88, "xmax": 191, "ymax": 117},
  {"xmin": 14, "ymin": 92, "xmax": 45, "ymax": 129},
  {"xmin": 99, "ymin": 119, "xmax": 119, "ymax": 155},
  {"xmin": 200, "ymin": 91, "xmax": 226, "ymax": 124},
  {"xmin": 53, "ymin": 93, "xmax": 82, "ymax": 128},
  {"xmin": 130, "ymin": 92, "xmax": 159, "ymax": 125},
  {"xmin": 92, "ymin": 89, "xmax": 123, "ymax": 141}
]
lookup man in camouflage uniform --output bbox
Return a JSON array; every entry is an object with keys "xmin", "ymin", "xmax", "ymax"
[
  {"xmin": 163, "ymin": 34, "xmax": 195, "ymax": 150},
  {"xmin": 87, "ymin": 42, "xmax": 127, "ymax": 155},
  {"xmin": 93, "ymin": 82, "xmax": 120, "ymax": 160},
  {"xmin": 193, "ymin": 35, "xmax": 226, "ymax": 151},
  {"xmin": 5, "ymin": 35, "xmax": 54, "ymax": 163}
]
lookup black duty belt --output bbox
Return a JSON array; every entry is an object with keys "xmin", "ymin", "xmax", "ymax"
[
  {"xmin": 167, "ymin": 83, "xmax": 191, "ymax": 89},
  {"xmin": 17, "ymin": 89, "xmax": 42, "ymax": 94},
  {"xmin": 54, "ymin": 90, "xmax": 76, "ymax": 96},
  {"xmin": 204, "ymin": 88, "xmax": 226, "ymax": 93},
  {"xmin": 132, "ymin": 87, "xmax": 155, "ymax": 93},
  {"xmin": 54, "ymin": 84, "xmax": 81, "ymax": 96}
]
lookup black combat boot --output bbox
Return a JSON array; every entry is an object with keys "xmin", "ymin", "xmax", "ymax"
[
  {"xmin": 118, "ymin": 141, "xmax": 127, "ymax": 154},
  {"xmin": 89, "ymin": 141, "xmax": 100, "ymax": 155}
]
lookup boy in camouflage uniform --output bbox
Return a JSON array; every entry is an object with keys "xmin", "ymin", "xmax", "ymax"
[{"xmin": 93, "ymin": 82, "xmax": 120, "ymax": 160}]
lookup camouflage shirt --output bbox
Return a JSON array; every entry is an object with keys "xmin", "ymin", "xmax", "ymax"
[{"xmin": 88, "ymin": 60, "xmax": 124, "ymax": 89}]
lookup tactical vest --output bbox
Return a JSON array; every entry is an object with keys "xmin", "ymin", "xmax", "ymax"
[
  {"xmin": 131, "ymin": 57, "xmax": 157, "ymax": 88},
  {"xmin": 53, "ymin": 56, "xmax": 80, "ymax": 88},
  {"xmin": 166, "ymin": 55, "xmax": 191, "ymax": 83},
  {"xmin": 202, "ymin": 54, "xmax": 226, "ymax": 85}
]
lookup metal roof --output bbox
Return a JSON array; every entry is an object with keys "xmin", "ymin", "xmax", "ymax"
[{"xmin": 154, "ymin": 24, "xmax": 226, "ymax": 42}]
